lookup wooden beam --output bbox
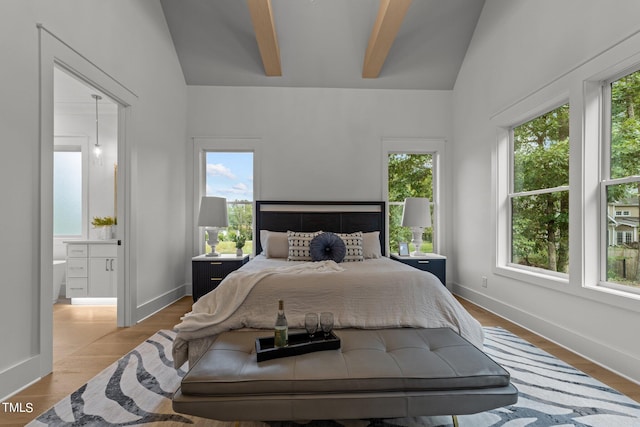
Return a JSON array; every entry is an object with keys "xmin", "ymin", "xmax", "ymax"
[
  {"xmin": 247, "ymin": 0, "xmax": 282, "ymax": 76},
  {"xmin": 362, "ymin": 0, "xmax": 412, "ymax": 78}
]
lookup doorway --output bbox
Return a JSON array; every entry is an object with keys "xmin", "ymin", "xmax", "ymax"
[
  {"xmin": 52, "ymin": 67, "xmax": 119, "ymax": 361},
  {"xmin": 39, "ymin": 24, "xmax": 136, "ymax": 380}
]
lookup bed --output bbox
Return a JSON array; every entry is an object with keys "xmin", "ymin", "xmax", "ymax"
[{"xmin": 172, "ymin": 201, "xmax": 485, "ymax": 368}]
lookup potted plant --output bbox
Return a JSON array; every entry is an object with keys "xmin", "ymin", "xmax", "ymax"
[
  {"xmin": 92, "ymin": 216, "xmax": 117, "ymax": 240},
  {"xmin": 233, "ymin": 233, "xmax": 246, "ymax": 256}
]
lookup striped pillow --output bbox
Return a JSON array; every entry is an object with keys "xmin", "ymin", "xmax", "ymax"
[
  {"xmin": 287, "ymin": 231, "xmax": 321, "ymax": 261},
  {"xmin": 336, "ymin": 232, "xmax": 364, "ymax": 262}
]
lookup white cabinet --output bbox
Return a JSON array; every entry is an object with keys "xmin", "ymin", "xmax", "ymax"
[
  {"xmin": 88, "ymin": 255, "xmax": 117, "ymax": 297},
  {"xmin": 66, "ymin": 244, "xmax": 88, "ymax": 297},
  {"xmin": 65, "ymin": 241, "xmax": 117, "ymax": 298}
]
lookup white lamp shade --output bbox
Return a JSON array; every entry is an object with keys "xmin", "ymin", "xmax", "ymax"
[
  {"xmin": 197, "ymin": 196, "xmax": 229, "ymax": 227},
  {"xmin": 401, "ymin": 197, "xmax": 432, "ymax": 228}
]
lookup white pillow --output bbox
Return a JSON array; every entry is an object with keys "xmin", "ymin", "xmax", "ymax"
[
  {"xmin": 287, "ymin": 231, "xmax": 321, "ymax": 261},
  {"xmin": 260, "ymin": 230, "xmax": 289, "ymax": 258},
  {"xmin": 335, "ymin": 231, "xmax": 364, "ymax": 262},
  {"xmin": 362, "ymin": 231, "xmax": 382, "ymax": 259}
]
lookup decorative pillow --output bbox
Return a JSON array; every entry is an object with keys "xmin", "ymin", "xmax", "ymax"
[
  {"xmin": 309, "ymin": 232, "xmax": 346, "ymax": 263},
  {"xmin": 287, "ymin": 231, "xmax": 321, "ymax": 261},
  {"xmin": 260, "ymin": 230, "xmax": 289, "ymax": 258},
  {"xmin": 336, "ymin": 232, "xmax": 364, "ymax": 262},
  {"xmin": 362, "ymin": 231, "xmax": 382, "ymax": 259}
]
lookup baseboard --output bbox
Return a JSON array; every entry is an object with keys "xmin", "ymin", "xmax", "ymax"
[
  {"xmin": 135, "ymin": 283, "xmax": 189, "ymax": 323},
  {"xmin": 452, "ymin": 283, "xmax": 640, "ymax": 386},
  {"xmin": 0, "ymin": 355, "xmax": 41, "ymax": 402}
]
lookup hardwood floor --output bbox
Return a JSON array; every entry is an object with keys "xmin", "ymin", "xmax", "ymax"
[
  {"xmin": 3, "ymin": 296, "xmax": 639, "ymax": 426},
  {"xmin": 458, "ymin": 297, "xmax": 640, "ymax": 403},
  {"xmin": 1, "ymin": 297, "xmax": 192, "ymax": 427}
]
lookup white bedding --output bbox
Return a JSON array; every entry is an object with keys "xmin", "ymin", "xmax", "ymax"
[{"xmin": 173, "ymin": 255, "xmax": 484, "ymax": 367}]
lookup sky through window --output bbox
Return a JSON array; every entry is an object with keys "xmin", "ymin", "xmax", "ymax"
[{"xmin": 205, "ymin": 152, "xmax": 253, "ymax": 201}]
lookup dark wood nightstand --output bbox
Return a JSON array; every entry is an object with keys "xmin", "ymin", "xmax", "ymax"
[
  {"xmin": 192, "ymin": 254, "xmax": 250, "ymax": 301},
  {"xmin": 390, "ymin": 253, "xmax": 447, "ymax": 286}
]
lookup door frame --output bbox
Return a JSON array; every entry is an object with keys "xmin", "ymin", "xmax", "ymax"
[{"xmin": 38, "ymin": 25, "xmax": 137, "ymax": 376}]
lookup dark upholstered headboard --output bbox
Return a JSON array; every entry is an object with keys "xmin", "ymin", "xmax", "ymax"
[{"xmin": 254, "ymin": 201, "xmax": 386, "ymax": 256}]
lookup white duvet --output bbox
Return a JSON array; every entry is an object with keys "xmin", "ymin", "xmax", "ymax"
[{"xmin": 173, "ymin": 255, "xmax": 484, "ymax": 367}]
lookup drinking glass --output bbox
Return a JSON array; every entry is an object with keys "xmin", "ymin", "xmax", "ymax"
[
  {"xmin": 320, "ymin": 312, "xmax": 334, "ymax": 339},
  {"xmin": 305, "ymin": 313, "xmax": 319, "ymax": 339}
]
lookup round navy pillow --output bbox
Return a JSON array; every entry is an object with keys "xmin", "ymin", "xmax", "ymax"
[{"xmin": 309, "ymin": 232, "xmax": 346, "ymax": 263}]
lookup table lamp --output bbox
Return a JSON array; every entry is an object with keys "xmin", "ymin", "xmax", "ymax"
[
  {"xmin": 401, "ymin": 197, "xmax": 432, "ymax": 256},
  {"xmin": 197, "ymin": 196, "xmax": 228, "ymax": 257}
]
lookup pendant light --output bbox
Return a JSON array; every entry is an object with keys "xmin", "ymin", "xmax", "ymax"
[{"xmin": 91, "ymin": 94, "xmax": 103, "ymax": 166}]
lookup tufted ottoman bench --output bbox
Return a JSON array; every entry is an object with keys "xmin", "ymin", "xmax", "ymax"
[{"xmin": 172, "ymin": 328, "xmax": 517, "ymax": 423}]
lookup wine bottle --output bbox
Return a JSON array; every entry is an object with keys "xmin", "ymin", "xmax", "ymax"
[{"xmin": 274, "ymin": 299, "xmax": 288, "ymax": 348}]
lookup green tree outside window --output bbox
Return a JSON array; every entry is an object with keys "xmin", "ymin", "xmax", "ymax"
[
  {"xmin": 607, "ymin": 69, "xmax": 640, "ymax": 287},
  {"xmin": 512, "ymin": 104, "xmax": 570, "ymax": 273},
  {"xmin": 388, "ymin": 153, "xmax": 433, "ymax": 254}
]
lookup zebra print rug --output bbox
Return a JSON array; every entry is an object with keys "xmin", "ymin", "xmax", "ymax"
[{"xmin": 27, "ymin": 327, "xmax": 640, "ymax": 426}]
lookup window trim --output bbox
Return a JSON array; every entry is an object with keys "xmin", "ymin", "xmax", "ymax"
[
  {"xmin": 192, "ymin": 137, "xmax": 261, "ymax": 255},
  {"xmin": 508, "ymin": 102, "xmax": 570, "ymax": 277},
  {"xmin": 489, "ymin": 30, "xmax": 640, "ymax": 311},
  {"xmin": 493, "ymin": 92, "xmax": 571, "ymax": 288},
  {"xmin": 382, "ymin": 138, "xmax": 446, "ymax": 256},
  {"xmin": 580, "ymin": 56, "xmax": 640, "ymax": 308},
  {"xmin": 598, "ymin": 67, "xmax": 640, "ymax": 294}
]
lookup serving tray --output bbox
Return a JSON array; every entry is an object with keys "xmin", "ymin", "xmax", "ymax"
[{"xmin": 255, "ymin": 331, "xmax": 340, "ymax": 362}]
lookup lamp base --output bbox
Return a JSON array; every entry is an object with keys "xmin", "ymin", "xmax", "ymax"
[
  {"xmin": 410, "ymin": 227, "xmax": 426, "ymax": 257},
  {"xmin": 205, "ymin": 227, "xmax": 221, "ymax": 257}
]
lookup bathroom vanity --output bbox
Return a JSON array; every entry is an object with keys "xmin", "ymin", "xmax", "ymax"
[{"xmin": 64, "ymin": 240, "xmax": 117, "ymax": 299}]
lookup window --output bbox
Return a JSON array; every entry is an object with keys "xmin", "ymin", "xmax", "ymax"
[
  {"xmin": 53, "ymin": 141, "xmax": 88, "ymax": 237},
  {"xmin": 510, "ymin": 104, "xmax": 570, "ymax": 274},
  {"xmin": 387, "ymin": 153, "xmax": 435, "ymax": 254},
  {"xmin": 493, "ymin": 34, "xmax": 640, "ymax": 305},
  {"xmin": 54, "ymin": 149, "xmax": 82, "ymax": 236},
  {"xmin": 616, "ymin": 231, "xmax": 633, "ymax": 245},
  {"xmin": 602, "ymin": 68, "xmax": 640, "ymax": 290},
  {"xmin": 203, "ymin": 151, "xmax": 254, "ymax": 255}
]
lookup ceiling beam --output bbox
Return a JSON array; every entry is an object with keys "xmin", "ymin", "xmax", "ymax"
[
  {"xmin": 247, "ymin": 0, "xmax": 282, "ymax": 77},
  {"xmin": 362, "ymin": 0, "xmax": 412, "ymax": 79}
]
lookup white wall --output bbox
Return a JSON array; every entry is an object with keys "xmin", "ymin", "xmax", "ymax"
[
  {"xmin": 186, "ymin": 85, "xmax": 453, "ymax": 254},
  {"xmin": 453, "ymin": 0, "xmax": 640, "ymax": 383},
  {"xmin": 0, "ymin": 0, "xmax": 187, "ymax": 399},
  {"xmin": 188, "ymin": 86, "xmax": 452, "ymax": 201}
]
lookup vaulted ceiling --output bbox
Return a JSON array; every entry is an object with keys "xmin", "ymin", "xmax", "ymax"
[{"xmin": 160, "ymin": 0, "xmax": 485, "ymax": 90}]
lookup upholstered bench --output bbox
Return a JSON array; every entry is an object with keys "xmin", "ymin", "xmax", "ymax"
[{"xmin": 172, "ymin": 328, "xmax": 518, "ymax": 422}]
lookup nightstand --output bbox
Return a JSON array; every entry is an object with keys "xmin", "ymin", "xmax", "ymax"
[
  {"xmin": 390, "ymin": 253, "xmax": 447, "ymax": 286},
  {"xmin": 192, "ymin": 254, "xmax": 250, "ymax": 301}
]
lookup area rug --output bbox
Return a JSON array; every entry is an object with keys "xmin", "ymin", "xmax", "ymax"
[{"xmin": 27, "ymin": 327, "xmax": 640, "ymax": 427}]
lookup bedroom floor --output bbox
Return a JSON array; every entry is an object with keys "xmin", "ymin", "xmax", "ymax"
[
  {"xmin": 3, "ymin": 296, "xmax": 639, "ymax": 426},
  {"xmin": 52, "ymin": 299, "xmax": 119, "ymax": 363}
]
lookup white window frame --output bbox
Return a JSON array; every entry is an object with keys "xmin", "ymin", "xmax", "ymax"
[
  {"xmin": 616, "ymin": 230, "xmax": 633, "ymax": 245},
  {"xmin": 491, "ymin": 30, "xmax": 640, "ymax": 311},
  {"xmin": 599, "ymin": 68, "xmax": 640, "ymax": 295},
  {"xmin": 493, "ymin": 89, "xmax": 571, "ymax": 288},
  {"xmin": 382, "ymin": 138, "xmax": 446, "ymax": 256},
  {"xmin": 192, "ymin": 137, "xmax": 261, "ymax": 255},
  {"xmin": 508, "ymin": 103, "xmax": 570, "ymax": 279}
]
